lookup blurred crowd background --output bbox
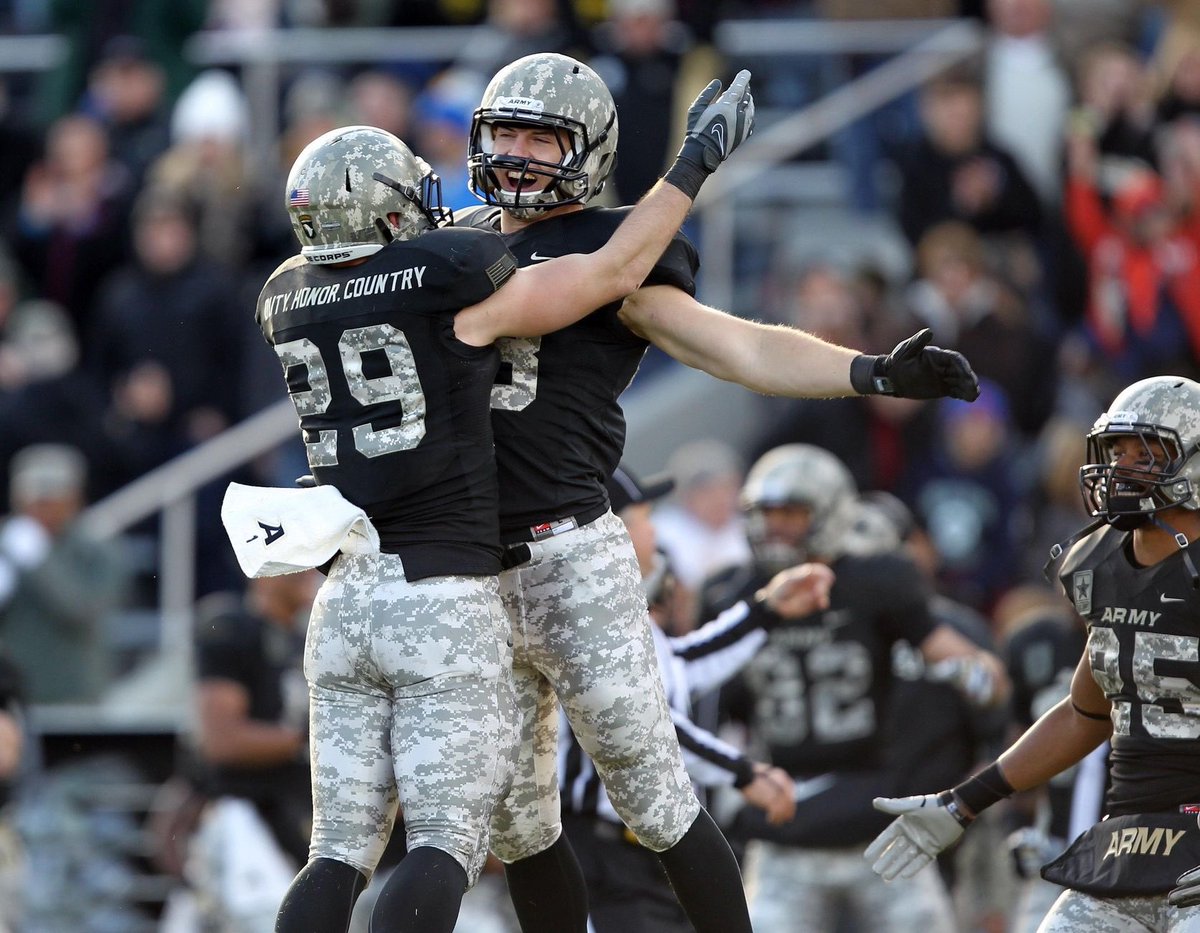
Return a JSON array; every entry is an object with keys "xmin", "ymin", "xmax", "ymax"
[{"xmin": 0, "ymin": 0, "xmax": 1196, "ymax": 929}]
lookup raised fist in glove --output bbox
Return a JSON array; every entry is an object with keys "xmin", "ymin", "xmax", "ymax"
[
  {"xmin": 850, "ymin": 328, "xmax": 980, "ymax": 401},
  {"xmin": 864, "ymin": 792, "xmax": 969, "ymax": 881},
  {"xmin": 1171, "ymin": 864, "xmax": 1200, "ymax": 908},
  {"xmin": 664, "ymin": 70, "xmax": 755, "ymax": 200}
]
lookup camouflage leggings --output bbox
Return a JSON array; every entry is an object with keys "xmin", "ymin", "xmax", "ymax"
[
  {"xmin": 1038, "ymin": 889, "xmax": 1200, "ymax": 932},
  {"xmin": 489, "ymin": 511, "xmax": 697, "ymax": 862},
  {"xmin": 744, "ymin": 840, "xmax": 958, "ymax": 933},
  {"xmin": 304, "ymin": 552, "xmax": 517, "ymax": 885}
]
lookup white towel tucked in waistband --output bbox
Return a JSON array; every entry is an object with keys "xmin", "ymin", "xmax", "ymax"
[{"xmin": 221, "ymin": 482, "xmax": 380, "ymax": 578}]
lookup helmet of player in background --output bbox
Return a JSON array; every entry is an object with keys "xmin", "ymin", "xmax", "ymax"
[
  {"xmin": 468, "ymin": 52, "xmax": 619, "ymax": 219},
  {"xmin": 286, "ymin": 125, "xmax": 447, "ymax": 264},
  {"xmin": 1078, "ymin": 375, "xmax": 1200, "ymax": 530},
  {"xmin": 740, "ymin": 443, "xmax": 858, "ymax": 571}
]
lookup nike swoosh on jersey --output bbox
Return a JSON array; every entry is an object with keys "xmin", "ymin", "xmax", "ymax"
[
  {"xmin": 1161, "ymin": 594, "xmax": 1187, "ymax": 604},
  {"xmin": 529, "ymin": 251, "xmax": 554, "ymax": 262}
]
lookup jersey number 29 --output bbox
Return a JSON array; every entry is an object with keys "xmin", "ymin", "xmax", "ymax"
[{"xmin": 273, "ymin": 324, "xmax": 427, "ymax": 466}]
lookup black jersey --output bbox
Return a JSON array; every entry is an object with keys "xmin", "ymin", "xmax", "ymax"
[
  {"xmin": 721, "ymin": 551, "xmax": 937, "ymax": 776},
  {"xmin": 193, "ymin": 592, "xmax": 312, "ymax": 864},
  {"xmin": 1059, "ymin": 525, "xmax": 1200, "ymax": 815},
  {"xmin": 256, "ymin": 227, "xmax": 516, "ymax": 580},
  {"xmin": 456, "ymin": 205, "xmax": 698, "ymax": 540},
  {"xmin": 1005, "ymin": 613, "xmax": 1092, "ymax": 840}
]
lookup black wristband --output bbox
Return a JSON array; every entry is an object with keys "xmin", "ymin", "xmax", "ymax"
[
  {"xmin": 952, "ymin": 762, "xmax": 1015, "ymax": 817},
  {"xmin": 663, "ymin": 156, "xmax": 707, "ymax": 201},
  {"xmin": 747, "ymin": 593, "xmax": 786, "ymax": 630},
  {"xmin": 849, "ymin": 354, "xmax": 883, "ymax": 395},
  {"xmin": 937, "ymin": 790, "xmax": 975, "ymax": 827},
  {"xmin": 732, "ymin": 759, "xmax": 757, "ymax": 789}
]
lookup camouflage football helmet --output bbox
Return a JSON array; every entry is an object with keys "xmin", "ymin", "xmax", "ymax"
[
  {"xmin": 740, "ymin": 444, "xmax": 858, "ymax": 570},
  {"xmin": 286, "ymin": 125, "xmax": 447, "ymax": 264},
  {"xmin": 1079, "ymin": 375, "xmax": 1200, "ymax": 529},
  {"xmin": 468, "ymin": 53, "xmax": 618, "ymax": 218}
]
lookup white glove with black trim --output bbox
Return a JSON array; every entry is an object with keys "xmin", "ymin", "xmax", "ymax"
[
  {"xmin": 1170, "ymin": 864, "xmax": 1200, "ymax": 908},
  {"xmin": 865, "ymin": 793, "xmax": 967, "ymax": 881}
]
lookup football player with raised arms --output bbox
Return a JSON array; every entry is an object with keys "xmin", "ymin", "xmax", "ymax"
[
  {"xmin": 256, "ymin": 71, "xmax": 756, "ymax": 933},
  {"xmin": 455, "ymin": 51, "xmax": 981, "ymax": 933},
  {"xmin": 867, "ymin": 375, "xmax": 1200, "ymax": 932}
]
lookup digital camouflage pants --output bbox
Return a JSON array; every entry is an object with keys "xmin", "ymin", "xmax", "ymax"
[
  {"xmin": 490, "ymin": 511, "xmax": 698, "ymax": 861},
  {"xmin": 305, "ymin": 552, "xmax": 517, "ymax": 885}
]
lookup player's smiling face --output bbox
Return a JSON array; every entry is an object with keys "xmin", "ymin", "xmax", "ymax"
[{"xmin": 490, "ymin": 123, "xmax": 571, "ymax": 192}]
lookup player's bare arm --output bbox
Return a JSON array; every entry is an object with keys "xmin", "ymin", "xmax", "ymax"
[
  {"xmin": 454, "ymin": 71, "xmax": 755, "ymax": 347},
  {"xmin": 994, "ymin": 650, "xmax": 1113, "ymax": 793},
  {"xmin": 619, "ymin": 286, "xmax": 981, "ymax": 402},
  {"xmin": 917, "ymin": 623, "xmax": 1011, "ymax": 707}
]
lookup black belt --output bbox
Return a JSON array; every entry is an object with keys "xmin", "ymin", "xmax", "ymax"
[{"xmin": 501, "ymin": 502, "xmax": 609, "ymax": 545}]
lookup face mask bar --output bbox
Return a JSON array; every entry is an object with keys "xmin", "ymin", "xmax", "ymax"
[
  {"xmin": 1078, "ymin": 424, "xmax": 1189, "ymax": 524},
  {"xmin": 372, "ymin": 169, "xmax": 451, "ymax": 234}
]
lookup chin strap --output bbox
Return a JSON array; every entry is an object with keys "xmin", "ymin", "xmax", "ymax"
[
  {"xmin": 1042, "ymin": 517, "xmax": 1106, "ymax": 584},
  {"xmin": 1148, "ymin": 514, "xmax": 1200, "ymax": 588}
]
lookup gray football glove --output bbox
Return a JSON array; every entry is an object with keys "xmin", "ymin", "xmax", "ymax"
[
  {"xmin": 865, "ymin": 793, "xmax": 968, "ymax": 882},
  {"xmin": 664, "ymin": 70, "xmax": 755, "ymax": 199},
  {"xmin": 1171, "ymin": 864, "xmax": 1200, "ymax": 908}
]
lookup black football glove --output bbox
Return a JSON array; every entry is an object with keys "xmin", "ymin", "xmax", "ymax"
[
  {"xmin": 849, "ymin": 329, "xmax": 980, "ymax": 401},
  {"xmin": 663, "ymin": 69, "xmax": 755, "ymax": 200}
]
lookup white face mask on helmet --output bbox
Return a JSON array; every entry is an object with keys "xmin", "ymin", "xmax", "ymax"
[
  {"xmin": 468, "ymin": 53, "xmax": 618, "ymax": 219},
  {"xmin": 1079, "ymin": 375, "xmax": 1200, "ymax": 530},
  {"xmin": 286, "ymin": 125, "xmax": 448, "ymax": 264}
]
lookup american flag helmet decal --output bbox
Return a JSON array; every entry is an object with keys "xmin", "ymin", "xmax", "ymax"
[{"xmin": 288, "ymin": 187, "xmax": 310, "ymax": 207}]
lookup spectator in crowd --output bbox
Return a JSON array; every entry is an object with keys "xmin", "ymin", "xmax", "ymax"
[
  {"xmin": 1072, "ymin": 40, "xmax": 1158, "ymax": 176},
  {"xmin": 177, "ymin": 570, "xmax": 319, "ymax": 932},
  {"xmin": 0, "ymin": 444, "xmax": 132, "ymax": 704},
  {"xmin": 899, "ymin": 380, "xmax": 1027, "ymax": 613},
  {"xmin": 652, "ymin": 438, "xmax": 752, "ymax": 620},
  {"xmin": 81, "ymin": 35, "xmax": 172, "ymax": 190},
  {"xmin": 983, "ymin": 0, "xmax": 1072, "ymax": 205},
  {"xmin": 561, "ymin": 462, "xmax": 823, "ymax": 933},
  {"xmin": 893, "ymin": 63, "xmax": 1043, "ymax": 249},
  {"xmin": 698, "ymin": 443, "xmax": 1006, "ymax": 933},
  {"xmin": 89, "ymin": 188, "xmax": 246, "ymax": 468},
  {"xmin": 589, "ymin": 0, "xmax": 700, "ymax": 204},
  {"xmin": 32, "ymin": 0, "xmax": 206, "ymax": 126},
  {"xmin": 147, "ymin": 68, "xmax": 275, "ymax": 270},
  {"xmin": 1063, "ymin": 121, "xmax": 1200, "ymax": 381},
  {"xmin": 0, "ymin": 298, "xmax": 121, "ymax": 507},
  {"xmin": 6, "ymin": 112, "xmax": 134, "ymax": 339},
  {"xmin": 904, "ymin": 220, "xmax": 1059, "ymax": 437},
  {"xmin": 347, "ymin": 69, "xmax": 416, "ymax": 142},
  {"xmin": 414, "ymin": 68, "xmax": 487, "ymax": 212}
]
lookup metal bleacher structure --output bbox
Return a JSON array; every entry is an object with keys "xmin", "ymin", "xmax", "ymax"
[{"xmin": 59, "ymin": 14, "xmax": 985, "ymax": 738}]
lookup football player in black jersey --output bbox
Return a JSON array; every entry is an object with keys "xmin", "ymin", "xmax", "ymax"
[
  {"xmin": 693, "ymin": 443, "xmax": 1005, "ymax": 932},
  {"xmin": 260, "ymin": 71, "xmax": 755, "ymax": 933},
  {"xmin": 454, "ymin": 51, "xmax": 982, "ymax": 933},
  {"xmin": 869, "ymin": 375, "xmax": 1200, "ymax": 932}
]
